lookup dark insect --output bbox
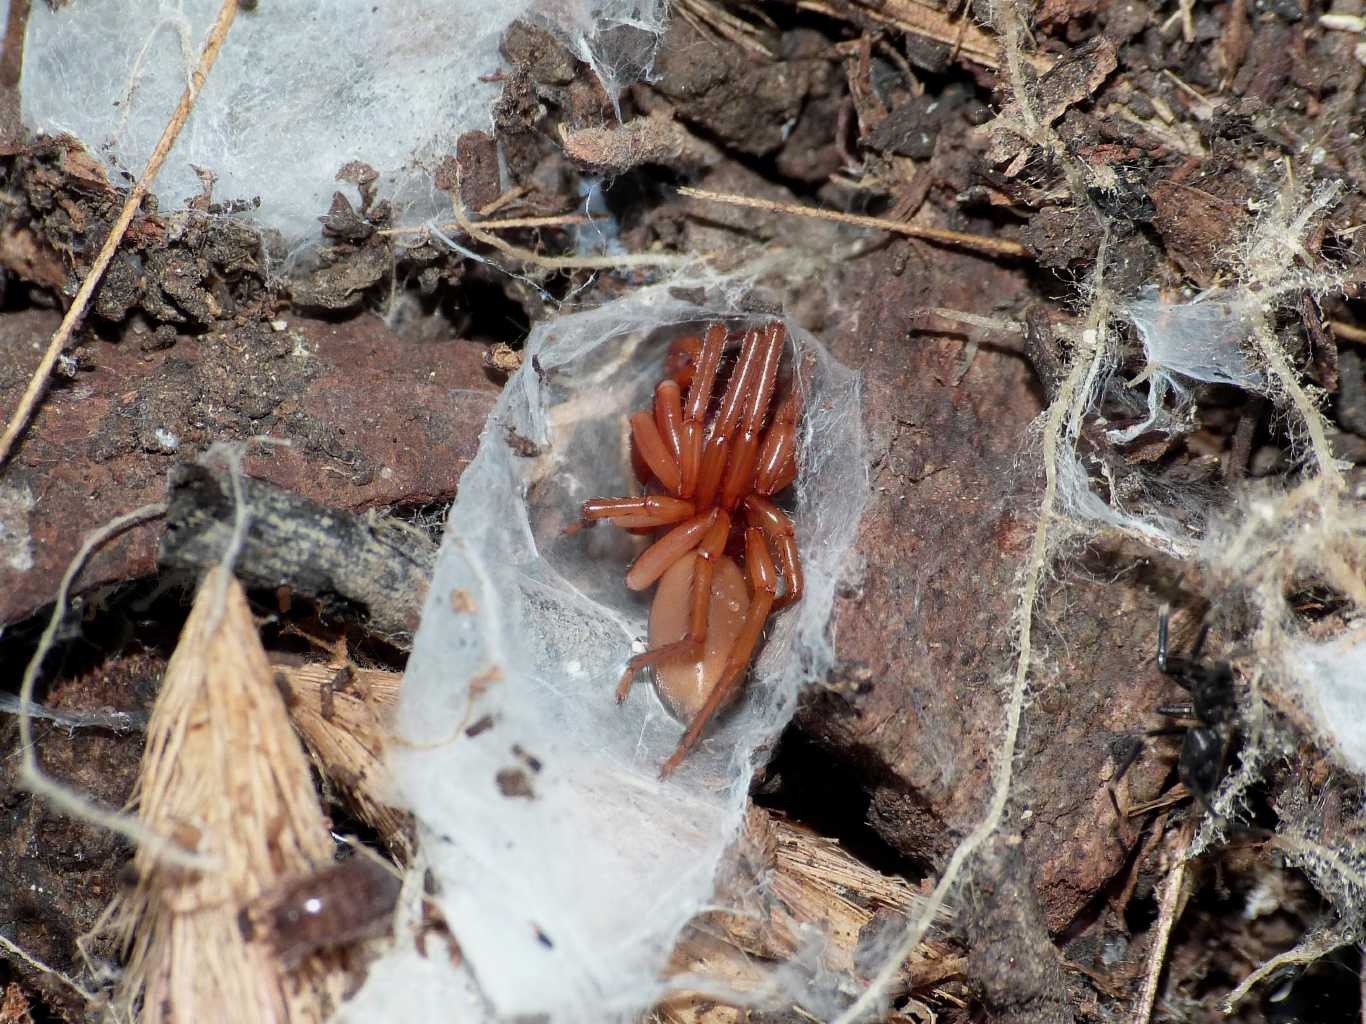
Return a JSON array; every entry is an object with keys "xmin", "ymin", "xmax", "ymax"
[
  {"xmin": 241, "ymin": 855, "xmax": 401, "ymax": 969},
  {"xmin": 1110, "ymin": 609, "xmax": 1237, "ymax": 821}
]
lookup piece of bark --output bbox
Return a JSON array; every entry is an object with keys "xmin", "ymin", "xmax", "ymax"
[
  {"xmin": 986, "ymin": 36, "xmax": 1118, "ymax": 172},
  {"xmin": 455, "ymin": 131, "xmax": 502, "ymax": 212},
  {"xmin": 1148, "ymin": 176, "xmax": 1252, "ymax": 288},
  {"xmin": 961, "ymin": 834, "xmax": 1075, "ymax": 1024},
  {"xmin": 559, "ymin": 114, "xmax": 717, "ymax": 174},
  {"xmin": 161, "ymin": 463, "xmax": 435, "ymax": 645},
  {"xmin": 797, "ymin": 236, "xmax": 1186, "ymax": 934},
  {"xmin": 665, "ymin": 804, "xmax": 966, "ymax": 1018},
  {"xmin": 275, "ymin": 663, "xmax": 410, "ymax": 848}
]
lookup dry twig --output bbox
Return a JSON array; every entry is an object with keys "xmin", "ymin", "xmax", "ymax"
[
  {"xmin": 1132, "ymin": 831, "xmax": 1189, "ymax": 1024},
  {"xmin": 678, "ymin": 186, "xmax": 1029, "ymax": 259},
  {"xmin": 1331, "ymin": 319, "xmax": 1366, "ymax": 344},
  {"xmin": 377, "ymin": 212, "xmax": 590, "ymax": 237},
  {"xmin": 0, "ymin": 0, "xmax": 239, "ymax": 467},
  {"xmin": 1222, "ymin": 922, "xmax": 1354, "ymax": 1012},
  {"xmin": 442, "ymin": 171, "xmax": 693, "ymax": 272}
]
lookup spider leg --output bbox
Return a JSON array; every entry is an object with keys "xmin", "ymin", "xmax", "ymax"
[
  {"xmin": 654, "ymin": 379, "xmax": 683, "ymax": 463},
  {"xmin": 630, "ymin": 411, "xmax": 682, "ymax": 493},
  {"xmin": 581, "ymin": 495, "xmax": 695, "ymax": 529},
  {"xmin": 615, "ymin": 511, "xmax": 732, "ymax": 703},
  {"xmin": 744, "ymin": 494, "xmax": 803, "ymax": 609},
  {"xmin": 1108, "ymin": 724, "xmax": 1193, "ymax": 828},
  {"xmin": 660, "ymin": 526, "xmax": 777, "ymax": 778},
  {"xmin": 1189, "ymin": 622, "xmax": 1210, "ymax": 664},
  {"xmin": 679, "ymin": 323, "xmax": 728, "ymax": 498},
  {"xmin": 1156, "ymin": 608, "xmax": 1209, "ymax": 690},
  {"xmin": 720, "ymin": 323, "xmax": 786, "ymax": 509},
  {"xmin": 754, "ymin": 389, "xmax": 801, "ymax": 496},
  {"xmin": 1156, "ymin": 606, "xmax": 1171, "ymax": 672},
  {"xmin": 1106, "ymin": 734, "xmax": 1145, "ymax": 831},
  {"xmin": 694, "ymin": 325, "xmax": 763, "ymax": 507},
  {"xmin": 626, "ymin": 510, "xmax": 718, "ymax": 590}
]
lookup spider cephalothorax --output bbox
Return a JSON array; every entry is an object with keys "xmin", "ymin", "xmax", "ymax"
[{"xmin": 579, "ymin": 321, "xmax": 803, "ymax": 777}]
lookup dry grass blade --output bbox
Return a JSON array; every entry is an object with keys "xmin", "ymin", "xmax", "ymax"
[
  {"xmin": 0, "ymin": 0, "xmax": 239, "ymax": 468},
  {"xmin": 107, "ymin": 567, "xmax": 344, "ymax": 1024}
]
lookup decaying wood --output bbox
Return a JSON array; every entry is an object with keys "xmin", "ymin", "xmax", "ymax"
[
  {"xmin": 274, "ymin": 662, "xmax": 960, "ymax": 1015},
  {"xmin": 161, "ymin": 462, "xmax": 436, "ymax": 645},
  {"xmin": 661, "ymin": 806, "xmax": 962, "ymax": 1018}
]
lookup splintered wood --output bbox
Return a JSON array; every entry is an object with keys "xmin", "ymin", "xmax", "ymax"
[
  {"xmin": 660, "ymin": 808, "xmax": 963, "ymax": 1020},
  {"xmin": 106, "ymin": 569, "xmax": 345, "ymax": 1024},
  {"xmin": 275, "ymin": 662, "xmax": 410, "ymax": 849},
  {"xmin": 273, "ymin": 665, "xmax": 962, "ymax": 1017}
]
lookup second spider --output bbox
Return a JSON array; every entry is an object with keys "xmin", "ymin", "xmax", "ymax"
[{"xmin": 580, "ymin": 320, "xmax": 804, "ymax": 777}]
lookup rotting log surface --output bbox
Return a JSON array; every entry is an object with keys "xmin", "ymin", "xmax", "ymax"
[
  {"xmin": 961, "ymin": 833, "xmax": 1077, "ymax": 1024},
  {"xmin": 800, "ymin": 239, "xmax": 1180, "ymax": 935}
]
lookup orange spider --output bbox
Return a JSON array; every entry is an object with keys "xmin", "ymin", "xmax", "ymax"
[{"xmin": 580, "ymin": 320, "xmax": 804, "ymax": 777}]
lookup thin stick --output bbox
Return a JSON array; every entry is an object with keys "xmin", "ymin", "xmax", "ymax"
[
  {"xmin": 677, "ymin": 186, "xmax": 1030, "ymax": 259},
  {"xmin": 0, "ymin": 0, "xmax": 239, "ymax": 467},
  {"xmin": 1223, "ymin": 925, "xmax": 1352, "ymax": 1013},
  {"xmin": 1133, "ymin": 832, "xmax": 1188, "ymax": 1024},
  {"xmin": 377, "ymin": 213, "xmax": 591, "ymax": 237},
  {"xmin": 449, "ymin": 182, "xmax": 692, "ymax": 271},
  {"xmin": 16, "ymin": 502, "xmax": 211, "ymax": 870}
]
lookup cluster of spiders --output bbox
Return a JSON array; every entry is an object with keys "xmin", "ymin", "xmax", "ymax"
[{"xmin": 577, "ymin": 320, "xmax": 803, "ymax": 778}]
